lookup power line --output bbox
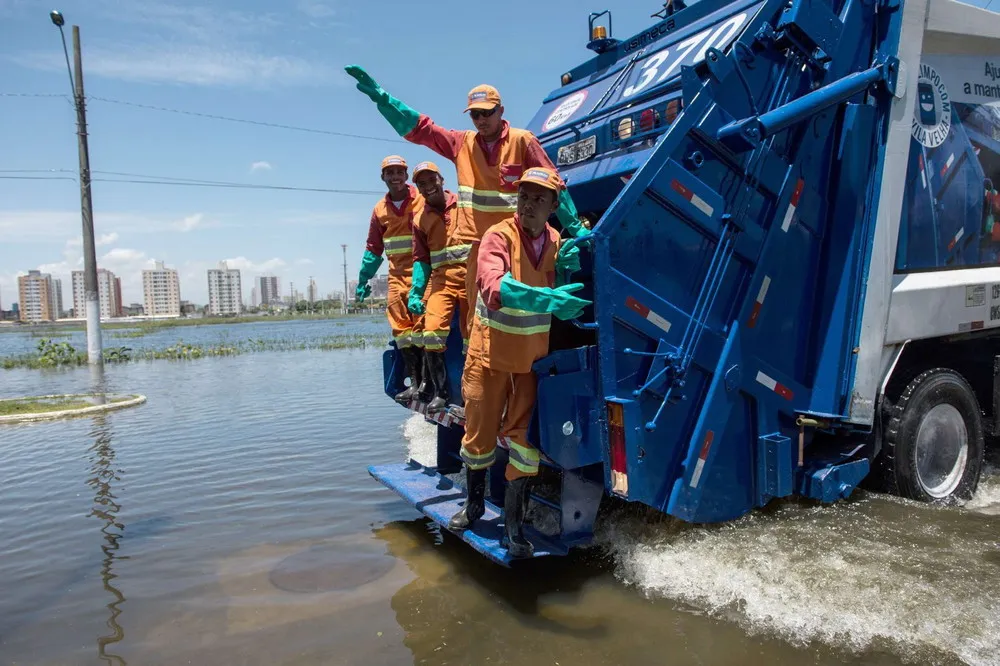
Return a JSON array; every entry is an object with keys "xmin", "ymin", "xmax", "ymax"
[
  {"xmin": 88, "ymin": 96, "xmax": 406, "ymax": 145},
  {"xmin": 0, "ymin": 92, "xmax": 69, "ymax": 98},
  {"xmin": 0, "ymin": 167, "xmax": 382, "ymax": 195},
  {"xmin": 91, "ymin": 176, "xmax": 383, "ymax": 195}
]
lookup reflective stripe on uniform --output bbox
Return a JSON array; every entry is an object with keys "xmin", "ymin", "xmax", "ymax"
[
  {"xmin": 475, "ymin": 295, "xmax": 551, "ymax": 336},
  {"xmin": 460, "ymin": 445, "xmax": 496, "ymax": 470},
  {"xmin": 384, "ymin": 234, "xmax": 412, "ymax": 256},
  {"xmin": 422, "ymin": 330, "xmax": 448, "ymax": 351},
  {"xmin": 394, "ymin": 328, "xmax": 413, "ymax": 348},
  {"xmin": 507, "ymin": 438, "xmax": 540, "ymax": 476},
  {"xmin": 430, "ymin": 244, "xmax": 472, "ymax": 269},
  {"xmin": 457, "ymin": 186, "xmax": 517, "ymax": 213}
]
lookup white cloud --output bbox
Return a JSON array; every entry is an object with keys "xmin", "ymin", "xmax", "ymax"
[
  {"xmin": 222, "ymin": 256, "xmax": 287, "ymax": 274},
  {"xmin": 97, "ymin": 232, "xmax": 119, "ymax": 246},
  {"xmin": 295, "ymin": 258, "xmax": 314, "ymax": 266},
  {"xmin": 8, "ymin": 2, "xmax": 335, "ymax": 88},
  {"xmin": 297, "ymin": 1, "xmax": 337, "ymax": 18},
  {"xmin": 250, "ymin": 161, "xmax": 273, "ymax": 172},
  {"xmin": 175, "ymin": 214, "xmax": 204, "ymax": 233}
]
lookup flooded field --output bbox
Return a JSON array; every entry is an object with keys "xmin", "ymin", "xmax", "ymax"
[{"xmin": 2, "ymin": 340, "xmax": 999, "ymax": 664}]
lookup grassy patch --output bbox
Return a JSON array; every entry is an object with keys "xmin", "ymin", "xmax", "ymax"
[
  {"xmin": 0, "ymin": 398, "xmax": 94, "ymax": 415},
  {"xmin": 1, "ymin": 333, "xmax": 385, "ymax": 369}
]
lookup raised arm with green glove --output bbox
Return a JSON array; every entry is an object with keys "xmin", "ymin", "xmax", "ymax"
[
  {"xmin": 345, "ymin": 65, "xmax": 420, "ymax": 138},
  {"xmin": 555, "ymin": 189, "xmax": 591, "ymax": 239},
  {"xmin": 356, "ymin": 250, "xmax": 383, "ymax": 303},
  {"xmin": 407, "ymin": 261, "xmax": 430, "ymax": 315},
  {"xmin": 499, "ymin": 274, "xmax": 590, "ymax": 321}
]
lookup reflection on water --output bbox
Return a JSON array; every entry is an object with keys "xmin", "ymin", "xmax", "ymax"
[
  {"xmin": 88, "ymin": 414, "xmax": 126, "ymax": 665},
  {"xmin": 1, "ymin": 351, "xmax": 999, "ymax": 665}
]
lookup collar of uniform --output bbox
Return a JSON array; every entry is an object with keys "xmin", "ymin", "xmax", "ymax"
[
  {"xmin": 513, "ymin": 213, "xmax": 551, "ymax": 269},
  {"xmin": 427, "ymin": 190, "xmax": 459, "ymax": 217},
  {"xmin": 384, "ymin": 184, "xmax": 415, "ymax": 215},
  {"xmin": 476, "ymin": 120, "xmax": 510, "ymax": 165}
]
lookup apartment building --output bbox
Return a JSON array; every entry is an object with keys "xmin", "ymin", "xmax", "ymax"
[
  {"xmin": 17, "ymin": 270, "xmax": 55, "ymax": 323},
  {"xmin": 72, "ymin": 268, "xmax": 120, "ymax": 320},
  {"xmin": 207, "ymin": 261, "xmax": 242, "ymax": 316},
  {"xmin": 256, "ymin": 275, "xmax": 281, "ymax": 306},
  {"xmin": 143, "ymin": 260, "xmax": 181, "ymax": 317}
]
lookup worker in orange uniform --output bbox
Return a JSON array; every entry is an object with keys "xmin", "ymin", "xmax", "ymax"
[
  {"xmin": 344, "ymin": 65, "xmax": 592, "ymax": 328},
  {"xmin": 406, "ymin": 161, "xmax": 467, "ymax": 413},
  {"xmin": 356, "ymin": 155, "xmax": 427, "ymax": 403},
  {"xmin": 447, "ymin": 167, "xmax": 591, "ymax": 558}
]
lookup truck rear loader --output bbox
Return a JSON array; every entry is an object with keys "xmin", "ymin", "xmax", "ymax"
[{"xmin": 370, "ymin": 0, "xmax": 1000, "ymax": 565}]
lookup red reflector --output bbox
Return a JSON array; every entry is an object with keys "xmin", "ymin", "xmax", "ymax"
[
  {"xmin": 665, "ymin": 99, "xmax": 681, "ymax": 125},
  {"xmin": 639, "ymin": 108, "xmax": 658, "ymax": 132},
  {"xmin": 608, "ymin": 403, "xmax": 626, "ymax": 473},
  {"xmin": 607, "ymin": 401, "xmax": 629, "ymax": 497}
]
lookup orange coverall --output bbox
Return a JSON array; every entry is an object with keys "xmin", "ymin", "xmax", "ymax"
[
  {"xmin": 366, "ymin": 185, "xmax": 424, "ymax": 348},
  {"xmin": 460, "ymin": 215, "xmax": 562, "ymax": 481},
  {"xmin": 412, "ymin": 191, "xmax": 470, "ymax": 352}
]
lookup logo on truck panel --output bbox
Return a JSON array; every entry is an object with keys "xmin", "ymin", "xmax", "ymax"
[
  {"xmin": 912, "ymin": 63, "xmax": 952, "ymax": 148},
  {"xmin": 542, "ymin": 90, "xmax": 589, "ymax": 132}
]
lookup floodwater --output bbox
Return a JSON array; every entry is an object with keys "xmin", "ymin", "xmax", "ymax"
[
  {"xmin": 2, "ymin": 344, "xmax": 1000, "ymax": 665},
  {"xmin": 0, "ymin": 317, "xmax": 386, "ymax": 357}
]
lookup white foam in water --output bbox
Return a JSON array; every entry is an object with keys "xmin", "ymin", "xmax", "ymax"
[
  {"xmin": 403, "ymin": 413, "xmax": 437, "ymax": 466},
  {"xmin": 964, "ymin": 464, "xmax": 1000, "ymax": 515},
  {"xmin": 597, "ymin": 480, "xmax": 1000, "ymax": 665}
]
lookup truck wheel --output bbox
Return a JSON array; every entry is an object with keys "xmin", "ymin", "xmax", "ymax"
[{"xmin": 882, "ymin": 368, "xmax": 983, "ymax": 502}]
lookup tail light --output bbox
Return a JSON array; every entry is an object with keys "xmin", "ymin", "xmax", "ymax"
[
  {"xmin": 607, "ymin": 402, "xmax": 629, "ymax": 497},
  {"xmin": 664, "ymin": 99, "xmax": 681, "ymax": 125},
  {"xmin": 639, "ymin": 108, "xmax": 659, "ymax": 132}
]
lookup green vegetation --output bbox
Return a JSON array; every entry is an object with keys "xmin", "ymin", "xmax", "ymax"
[
  {"xmin": 1, "ymin": 334, "xmax": 384, "ymax": 370},
  {"xmin": 0, "ymin": 395, "xmax": 132, "ymax": 416},
  {"xmin": 0, "ymin": 312, "xmax": 383, "ymax": 335}
]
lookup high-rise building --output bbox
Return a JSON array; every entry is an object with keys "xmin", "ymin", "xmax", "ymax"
[
  {"xmin": 114, "ymin": 277, "xmax": 123, "ymax": 318},
  {"xmin": 307, "ymin": 278, "xmax": 318, "ymax": 304},
  {"xmin": 72, "ymin": 268, "xmax": 120, "ymax": 320},
  {"xmin": 256, "ymin": 275, "xmax": 280, "ymax": 306},
  {"xmin": 50, "ymin": 278, "xmax": 64, "ymax": 319},
  {"xmin": 17, "ymin": 270, "xmax": 55, "ymax": 323},
  {"xmin": 143, "ymin": 260, "xmax": 181, "ymax": 317},
  {"xmin": 251, "ymin": 286, "xmax": 259, "ymax": 308},
  {"xmin": 370, "ymin": 274, "xmax": 389, "ymax": 300},
  {"xmin": 207, "ymin": 261, "xmax": 242, "ymax": 316}
]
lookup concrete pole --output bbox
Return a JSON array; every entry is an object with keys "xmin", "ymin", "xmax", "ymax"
[
  {"xmin": 341, "ymin": 244, "xmax": 348, "ymax": 315},
  {"xmin": 72, "ymin": 25, "xmax": 103, "ymax": 365}
]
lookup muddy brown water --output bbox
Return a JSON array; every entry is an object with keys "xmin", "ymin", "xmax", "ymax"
[{"xmin": 1, "ymin": 349, "xmax": 998, "ymax": 665}]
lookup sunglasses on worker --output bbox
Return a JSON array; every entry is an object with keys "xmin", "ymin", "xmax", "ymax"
[{"xmin": 470, "ymin": 106, "xmax": 498, "ymax": 120}]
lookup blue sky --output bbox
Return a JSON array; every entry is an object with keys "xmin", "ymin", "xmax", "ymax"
[{"xmin": 0, "ymin": 0, "xmax": 668, "ymax": 308}]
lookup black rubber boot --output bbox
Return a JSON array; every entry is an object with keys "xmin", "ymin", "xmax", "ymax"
[
  {"xmin": 416, "ymin": 350, "xmax": 434, "ymax": 403},
  {"xmin": 394, "ymin": 347, "xmax": 422, "ymax": 403},
  {"xmin": 448, "ymin": 467, "xmax": 486, "ymax": 530},
  {"xmin": 425, "ymin": 351, "xmax": 450, "ymax": 413},
  {"xmin": 501, "ymin": 477, "xmax": 534, "ymax": 558}
]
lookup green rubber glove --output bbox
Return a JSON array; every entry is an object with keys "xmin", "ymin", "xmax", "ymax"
[
  {"xmin": 555, "ymin": 242, "xmax": 581, "ymax": 276},
  {"xmin": 344, "ymin": 65, "xmax": 420, "ymax": 137},
  {"xmin": 499, "ymin": 274, "xmax": 591, "ymax": 321},
  {"xmin": 407, "ymin": 261, "xmax": 430, "ymax": 315},
  {"xmin": 555, "ymin": 189, "xmax": 590, "ymax": 238},
  {"xmin": 356, "ymin": 250, "xmax": 383, "ymax": 303}
]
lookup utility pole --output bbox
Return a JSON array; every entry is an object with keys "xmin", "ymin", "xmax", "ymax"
[
  {"xmin": 51, "ymin": 11, "xmax": 102, "ymax": 365},
  {"xmin": 341, "ymin": 244, "xmax": 349, "ymax": 315}
]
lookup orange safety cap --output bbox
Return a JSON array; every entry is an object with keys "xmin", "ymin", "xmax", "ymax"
[
  {"xmin": 413, "ymin": 161, "xmax": 441, "ymax": 178},
  {"xmin": 380, "ymin": 155, "xmax": 407, "ymax": 170},
  {"xmin": 464, "ymin": 84, "xmax": 502, "ymax": 112},
  {"xmin": 514, "ymin": 167, "xmax": 563, "ymax": 193}
]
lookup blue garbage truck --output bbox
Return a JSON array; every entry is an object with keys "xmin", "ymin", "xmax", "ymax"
[{"xmin": 370, "ymin": 0, "xmax": 1000, "ymax": 565}]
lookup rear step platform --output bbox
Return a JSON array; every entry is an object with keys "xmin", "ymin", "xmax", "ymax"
[{"xmin": 369, "ymin": 461, "xmax": 568, "ymax": 567}]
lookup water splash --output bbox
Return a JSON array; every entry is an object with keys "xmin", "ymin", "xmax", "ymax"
[
  {"xmin": 403, "ymin": 414, "xmax": 437, "ymax": 467},
  {"xmin": 596, "ymin": 481, "xmax": 1000, "ymax": 666}
]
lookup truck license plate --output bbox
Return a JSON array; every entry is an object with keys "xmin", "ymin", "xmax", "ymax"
[{"xmin": 557, "ymin": 136, "xmax": 597, "ymax": 166}]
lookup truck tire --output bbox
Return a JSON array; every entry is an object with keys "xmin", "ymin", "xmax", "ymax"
[{"xmin": 881, "ymin": 368, "xmax": 984, "ymax": 502}]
